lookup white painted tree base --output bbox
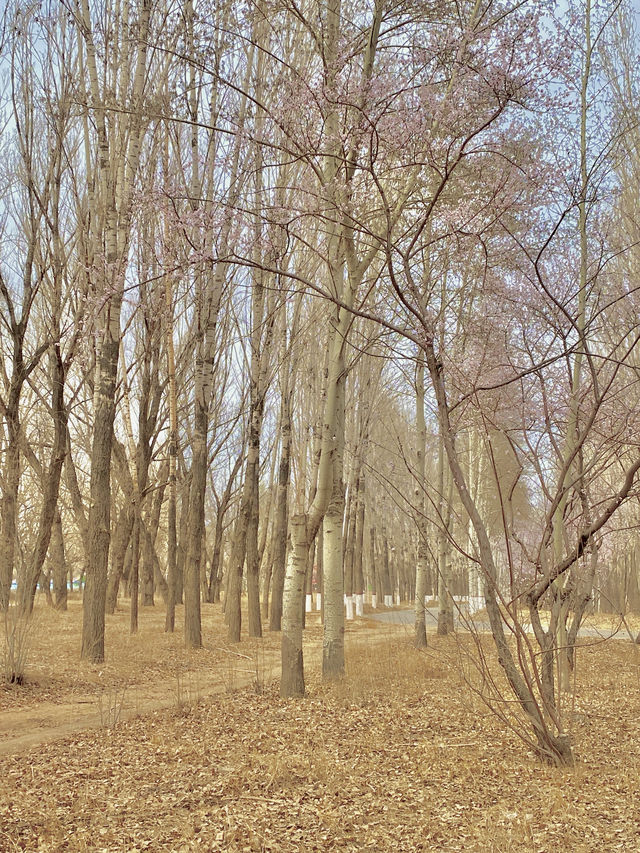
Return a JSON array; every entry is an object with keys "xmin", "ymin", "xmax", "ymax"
[
  {"xmin": 371, "ymin": 594, "xmax": 377, "ymax": 609},
  {"xmin": 345, "ymin": 595, "xmax": 354, "ymax": 620},
  {"xmin": 468, "ymin": 596, "xmax": 484, "ymax": 614},
  {"xmin": 355, "ymin": 593, "xmax": 364, "ymax": 617},
  {"xmin": 305, "ymin": 593, "xmax": 313, "ymax": 612},
  {"xmin": 384, "ymin": 594, "xmax": 393, "ymax": 607},
  {"xmin": 316, "ymin": 592, "xmax": 322, "ymax": 611}
]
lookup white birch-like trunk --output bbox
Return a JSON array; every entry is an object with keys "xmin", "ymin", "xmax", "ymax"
[
  {"xmin": 467, "ymin": 427, "xmax": 485, "ymax": 607},
  {"xmin": 281, "ymin": 516, "xmax": 308, "ymax": 697},
  {"xmin": 437, "ymin": 435, "xmax": 455, "ymax": 635},
  {"xmin": 323, "ymin": 494, "xmax": 345, "ymax": 677},
  {"xmin": 414, "ymin": 349, "xmax": 429, "ymax": 647},
  {"xmin": 345, "ymin": 595, "xmax": 354, "ymax": 621}
]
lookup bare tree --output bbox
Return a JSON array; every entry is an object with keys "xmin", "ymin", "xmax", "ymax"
[{"xmin": 74, "ymin": 0, "xmax": 152, "ymax": 662}]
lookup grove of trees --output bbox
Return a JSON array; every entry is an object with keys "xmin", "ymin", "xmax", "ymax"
[{"xmin": 2, "ymin": 0, "xmax": 640, "ymax": 767}]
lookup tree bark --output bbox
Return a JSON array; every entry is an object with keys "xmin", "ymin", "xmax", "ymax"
[
  {"xmin": 425, "ymin": 341, "xmax": 574, "ymax": 766},
  {"xmin": 436, "ymin": 435, "xmax": 455, "ymax": 635},
  {"xmin": 0, "ymin": 397, "xmax": 23, "ymax": 609},
  {"xmin": 281, "ymin": 517, "xmax": 307, "ymax": 697},
  {"xmin": 79, "ymin": 0, "xmax": 150, "ymax": 662},
  {"xmin": 51, "ymin": 510, "xmax": 68, "ymax": 611},
  {"xmin": 414, "ymin": 350, "xmax": 428, "ymax": 647},
  {"xmin": 106, "ymin": 503, "xmax": 134, "ymax": 615},
  {"xmin": 322, "ymin": 362, "xmax": 346, "ymax": 679},
  {"xmin": 20, "ymin": 346, "xmax": 68, "ymax": 616},
  {"xmin": 270, "ymin": 389, "xmax": 292, "ymax": 631}
]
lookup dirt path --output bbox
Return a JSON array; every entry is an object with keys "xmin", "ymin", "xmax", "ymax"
[
  {"xmin": 0, "ymin": 658, "xmax": 275, "ymax": 756},
  {"xmin": 10, "ymin": 603, "xmax": 631, "ymax": 759},
  {"xmin": 0, "ymin": 616, "xmax": 408, "ymax": 757},
  {"xmin": 0, "ymin": 640, "xmax": 295, "ymax": 757}
]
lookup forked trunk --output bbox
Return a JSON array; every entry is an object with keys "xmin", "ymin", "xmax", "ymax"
[{"xmin": 426, "ymin": 340, "xmax": 575, "ymax": 767}]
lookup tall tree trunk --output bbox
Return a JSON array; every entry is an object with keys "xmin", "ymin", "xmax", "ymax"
[
  {"xmin": 551, "ymin": 0, "xmax": 593, "ymax": 693},
  {"xmin": 279, "ymin": 308, "xmax": 348, "ymax": 694},
  {"xmin": 343, "ymin": 482, "xmax": 356, "ymax": 621},
  {"xmin": 353, "ymin": 473, "xmax": 365, "ymax": 617},
  {"xmin": 281, "ymin": 516, "xmax": 307, "ymax": 697},
  {"xmin": 129, "ymin": 513, "xmax": 141, "ymax": 634},
  {"xmin": 79, "ymin": 0, "xmax": 150, "ymax": 662},
  {"xmin": 381, "ymin": 531, "xmax": 392, "ymax": 606},
  {"xmin": 187, "ymin": 28, "xmax": 249, "ymax": 643},
  {"xmin": 226, "ymin": 498, "xmax": 248, "ymax": 642},
  {"xmin": 414, "ymin": 350, "xmax": 428, "ymax": 647},
  {"xmin": 65, "ymin": 439, "xmax": 89, "ymax": 561},
  {"xmin": 369, "ymin": 526, "xmax": 377, "ymax": 608},
  {"xmin": 20, "ymin": 346, "xmax": 68, "ymax": 615},
  {"xmin": 279, "ymin": 0, "xmax": 383, "ymax": 693},
  {"xmin": 0, "ymin": 414, "xmax": 20, "ymax": 610},
  {"xmin": 322, "ymin": 360, "xmax": 346, "ymax": 679},
  {"xmin": 83, "ymin": 325, "xmax": 122, "ymax": 661},
  {"xmin": 207, "ymin": 512, "xmax": 225, "ymax": 604},
  {"xmin": 176, "ymin": 471, "xmax": 191, "ymax": 605},
  {"xmin": 106, "ymin": 504, "xmax": 134, "ymax": 614},
  {"xmin": 184, "ymin": 255, "xmax": 225, "ymax": 647},
  {"xmin": 437, "ymin": 435, "xmax": 455, "ymax": 635},
  {"xmin": 142, "ymin": 527, "xmax": 155, "ymax": 607},
  {"xmin": 51, "ymin": 510, "xmax": 68, "ymax": 611},
  {"xmin": 164, "ymin": 243, "xmax": 178, "ymax": 630},
  {"xmin": 270, "ymin": 388, "xmax": 292, "ymax": 631},
  {"xmin": 316, "ymin": 524, "xmax": 324, "ymax": 614},
  {"xmin": 245, "ymin": 399, "xmax": 263, "ymax": 637},
  {"xmin": 184, "ymin": 375, "xmax": 207, "ymax": 648}
]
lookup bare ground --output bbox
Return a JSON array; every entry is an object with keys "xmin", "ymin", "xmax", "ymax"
[
  {"xmin": 0, "ymin": 600, "xmax": 406, "ymax": 753},
  {"xmin": 1, "ymin": 599, "xmax": 640, "ymax": 851},
  {"xmin": 0, "ymin": 600, "xmax": 323, "ymax": 753}
]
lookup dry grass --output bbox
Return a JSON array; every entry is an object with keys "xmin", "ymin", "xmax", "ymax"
[
  {"xmin": 0, "ymin": 597, "xmax": 322, "ymax": 713},
  {"xmin": 1, "ymin": 607, "xmax": 36, "ymax": 685},
  {"xmin": 1, "ymin": 599, "xmax": 639, "ymax": 851}
]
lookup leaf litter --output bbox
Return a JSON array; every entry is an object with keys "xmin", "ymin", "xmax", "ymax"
[{"xmin": 0, "ymin": 602, "xmax": 639, "ymax": 851}]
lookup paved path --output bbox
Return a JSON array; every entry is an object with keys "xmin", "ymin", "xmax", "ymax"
[{"xmin": 367, "ymin": 607, "xmax": 633, "ymax": 640}]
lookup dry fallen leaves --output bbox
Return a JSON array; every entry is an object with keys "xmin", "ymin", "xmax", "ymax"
[{"xmin": 1, "ymin": 601, "xmax": 639, "ymax": 851}]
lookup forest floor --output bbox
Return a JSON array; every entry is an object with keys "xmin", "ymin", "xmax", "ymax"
[{"xmin": 1, "ymin": 599, "xmax": 640, "ymax": 852}]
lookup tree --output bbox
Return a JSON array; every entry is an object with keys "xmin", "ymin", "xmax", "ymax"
[{"xmin": 75, "ymin": 0, "xmax": 152, "ymax": 662}]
